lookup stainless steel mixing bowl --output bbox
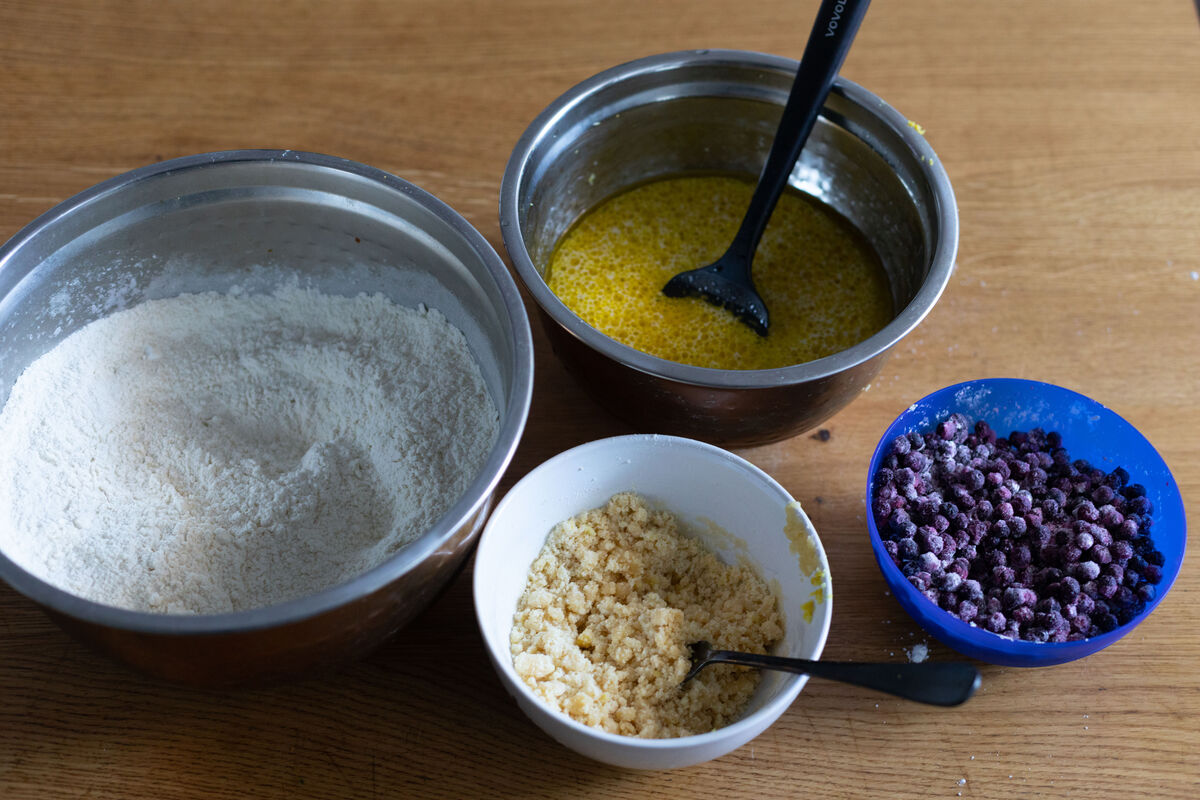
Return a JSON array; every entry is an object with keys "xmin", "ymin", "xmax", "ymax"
[
  {"xmin": 0, "ymin": 150, "xmax": 534, "ymax": 686},
  {"xmin": 500, "ymin": 49, "xmax": 958, "ymax": 446}
]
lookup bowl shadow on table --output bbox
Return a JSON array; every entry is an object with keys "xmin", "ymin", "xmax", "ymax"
[{"xmin": 0, "ymin": 568, "xmax": 1020, "ymax": 796}]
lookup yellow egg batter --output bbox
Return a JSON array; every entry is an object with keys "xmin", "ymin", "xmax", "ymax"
[{"xmin": 546, "ymin": 175, "xmax": 893, "ymax": 370}]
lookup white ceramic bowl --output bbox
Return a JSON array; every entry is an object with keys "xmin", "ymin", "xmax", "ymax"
[{"xmin": 473, "ymin": 435, "xmax": 832, "ymax": 769}]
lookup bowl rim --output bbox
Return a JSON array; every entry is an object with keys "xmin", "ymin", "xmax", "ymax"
[
  {"xmin": 473, "ymin": 433, "xmax": 833, "ymax": 753},
  {"xmin": 865, "ymin": 377, "xmax": 1187, "ymax": 664},
  {"xmin": 0, "ymin": 149, "xmax": 535, "ymax": 634},
  {"xmin": 499, "ymin": 48, "xmax": 958, "ymax": 389}
]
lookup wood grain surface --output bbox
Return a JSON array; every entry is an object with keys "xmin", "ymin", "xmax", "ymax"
[{"xmin": 1, "ymin": 1, "xmax": 1198, "ymax": 797}]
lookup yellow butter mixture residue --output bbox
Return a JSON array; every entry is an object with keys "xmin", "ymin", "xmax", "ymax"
[
  {"xmin": 510, "ymin": 492, "xmax": 783, "ymax": 738},
  {"xmin": 547, "ymin": 175, "xmax": 893, "ymax": 370}
]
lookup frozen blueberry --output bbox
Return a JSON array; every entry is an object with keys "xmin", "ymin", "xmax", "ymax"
[
  {"xmin": 1055, "ymin": 576, "xmax": 1081, "ymax": 604},
  {"xmin": 1091, "ymin": 484, "xmax": 1115, "ymax": 506},
  {"xmin": 1042, "ymin": 497, "xmax": 1062, "ymax": 520},
  {"xmin": 1116, "ymin": 518, "xmax": 1139, "ymax": 540},
  {"xmin": 1075, "ymin": 529, "xmax": 1095, "ymax": 551},
  {"xmin": 1076, "ymin": 593, "xmax": 1096, "ymax": 615},
  {"xmin": 873, "ymin": 496, "xmax": 894, "ymax": 520},
  {"xmin": 1097, "ymin": 504, "xmax": 1124, "ymax": 529},
  {"xmin": 1025, "ymin": 627, "xmax": 1050, "ymax": 643},
  {"xmin": 891, "ymin": 435, "xmax": 912, "ymax": 457},
  {"xmin": 898, "ymin": 537, "xmax": 920, "ymax": 560},
  {"xmin": 917, "ymin": 529, "xmax": 944, "ymax": 557},
  {"xmin": 1073, "ymin": 500, "xmax": 1100, "ymax": 523},
  {"xmin": 906, "ymin": 451, "xmax": 929, "ymax": 472},
  {"xmin": 1034, "ymin": 566, "xmax": 1062, "ymax": 586},
  {"xmin": 953, "ymin": 486, "xmax": 977, "ymax": 509},
  {"xmin": 940, "ymin": 535, "xmax": 959, "ymax": 559},
  {"xmin": 1060, "ymin": 544, "xmax": 1083, "ymax": 564},
  {"xmin": 1072, "ymin": 561, "xmax": 1101, "ymax": 582},
  {"xmin": 936, "ymin": 572, "xmax": 964, "ymax": 593},
  {"xmin": 1096, "ymin": 574, "xmax": 1119, "ymax": 599},
  {"xmin": 917, "ymin": 552, "xmax": 942, "ymax": 574},
  {"xmin": 960, "ymin": 579, "xmax": 985, "ymax": 603},
  {"xmin": 1122, "ymin": 482, "xmax": 1146, "ymax": 499},
  {"xmin": 1003, "ymin": 587, "xmax": 1034, "ymax": 609},
  {"xmin": 1035, "ymin": 597, "xmax": 1062, "ymax": 616}
]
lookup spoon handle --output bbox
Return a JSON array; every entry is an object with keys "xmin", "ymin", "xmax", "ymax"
[
  {"xmin": 727, "ymin": 0, "xmax": 872, "ymax": 265},
  {"xmin": 705, "ymin": 650, "xmax": 981, "ymax": 707}
]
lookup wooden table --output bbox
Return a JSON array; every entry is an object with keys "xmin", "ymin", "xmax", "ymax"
[{"xmin": 1, "ymin": 1, "xmax": 1197, "ymax": 797}]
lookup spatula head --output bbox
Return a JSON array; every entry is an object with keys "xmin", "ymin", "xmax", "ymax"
[{"xmin": 662, "ymin": 264, "xmax": 770, "ymax": 337}]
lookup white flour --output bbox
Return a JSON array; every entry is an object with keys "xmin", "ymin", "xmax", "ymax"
[{"xmin": 0, "ymin": 284, "xmax": 499, "ymax": 614}]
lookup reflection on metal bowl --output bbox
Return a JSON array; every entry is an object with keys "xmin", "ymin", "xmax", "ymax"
[
  {"xmin": 0, "ymin": 150, "xmax": 533, "ymax": 686},
  {"xmin": 500, "ymin": 49, "xmax": 957, "ymax": 446}
]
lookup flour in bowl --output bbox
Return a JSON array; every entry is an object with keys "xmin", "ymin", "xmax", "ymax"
[{"xmin": 0, "ymin": 284, "xmax": 499, "ymax": 614}]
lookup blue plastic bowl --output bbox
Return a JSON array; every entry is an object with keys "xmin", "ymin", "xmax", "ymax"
[{"xmin": 866, "ymin": 378, "xmax": 1187, "ymax": 667}]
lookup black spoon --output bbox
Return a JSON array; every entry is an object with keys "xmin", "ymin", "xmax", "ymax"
[
  {"xmin": 661, "ymin": 0, "xmax": 872, "ymax": 336},
  {"xmin": 681, "ymin": 641, "xmax": 981, "ymax": 707}
]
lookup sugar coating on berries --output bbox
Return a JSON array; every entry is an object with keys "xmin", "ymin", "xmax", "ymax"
[{"xmin": 873, "ymin": 418, "xmax": 1162, "ymax": 642}]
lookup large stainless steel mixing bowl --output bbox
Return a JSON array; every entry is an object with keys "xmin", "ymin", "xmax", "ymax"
[
  {"xmin": 500, "ymin": 49, "xmax": 957, "ymax": 446},
  {"xmin": 0, "ymin": 150, "xmax": 533, "ymax": 686}
]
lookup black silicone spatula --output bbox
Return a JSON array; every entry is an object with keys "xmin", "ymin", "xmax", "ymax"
[{"xmin": 661, "ymin": 0, "xmax": 871, "ymax": 336}]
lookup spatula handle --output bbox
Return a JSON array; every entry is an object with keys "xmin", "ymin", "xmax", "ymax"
[
  {"xmin": 730, "ymin": 0, "xmax": 872, "ymax": 261},
  {"xmin": 707, "ymin": 649, "xmax": 980, "ymax": 707}
]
